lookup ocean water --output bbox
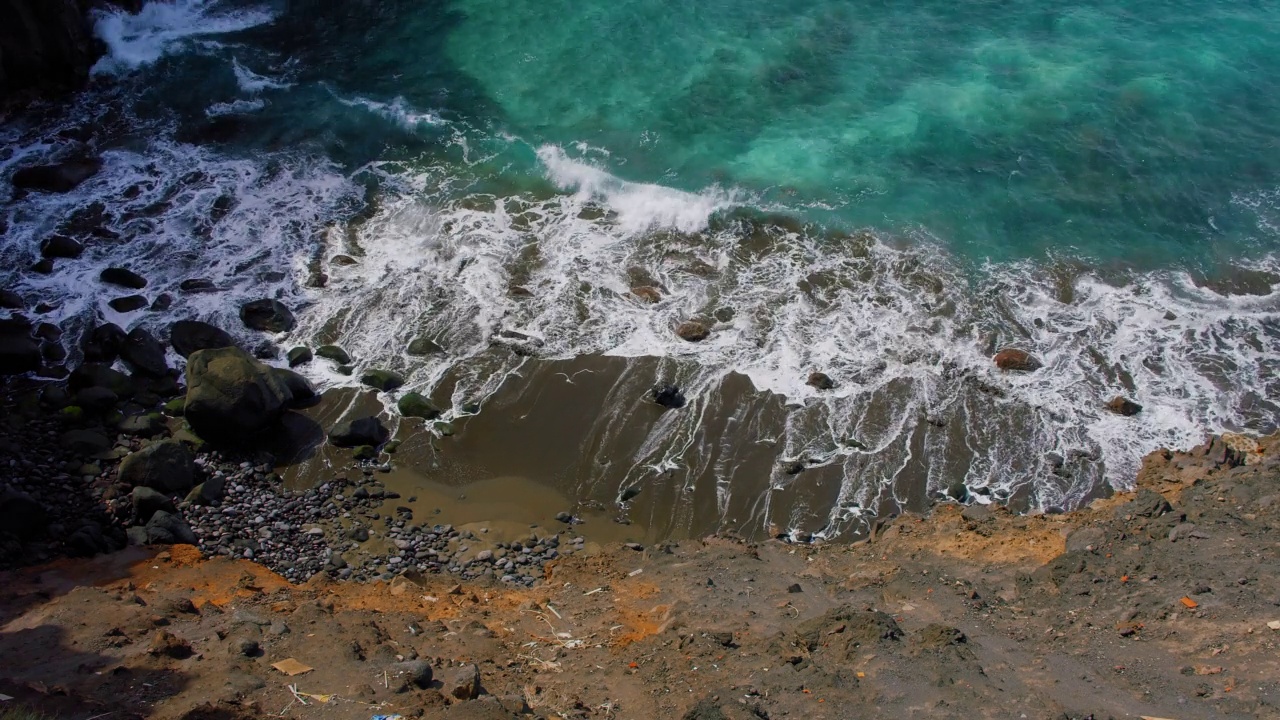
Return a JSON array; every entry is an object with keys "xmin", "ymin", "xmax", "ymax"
[{"xmin": 4, "ymin": 0, "xmax": 1280, "ymax": 537}]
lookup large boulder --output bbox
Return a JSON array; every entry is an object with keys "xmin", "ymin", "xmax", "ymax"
[
  {"xmin": 360, "ymin": 368, "xmax": 404, "ymax": 392},
  {"xmin": 240, "ymin": 299, "xmax": 295, "ymax": 333},
  {"xmin": 272, "ymin": 368, "xmax": 317, "ymax": 406},
  {"xmin": 11, "ymin": 157, "xmax": 102, "ymax": 192},
  {"xmin": 69, "ymin": 362, "xmax": 134, "ymax": 397},
  {"xmin": 169, "ymin": 320, "xmax": 235, "ymax": 358},
  {"xmin": 131, "ymin": 486, "xmax": 176, "ymax": 524},
  {"xmin": 100, "ymin": 267, "xmax": 147, "ymax": 289},
  {"xmin": 184, "ymin": 346, "xmax": 293, "ymax": 440},
  {"xmin": 120, "ymin": 327, "xmax": 168, "ymax": 376},
  {"xmin": 118, "ymin": 439, "xmax": 196, "ymax": 493},
  {"xmin": 676, "ymin": 321, "xmax": 709, "ymax": 342},
  {"xmin": 39, "ymin": 234, "xmax": 84, "ymax": 259},
  {"xmin": 328, "ymin": 416, "xmax": 388, "ymax": 448},
  {"xmin": 81, "ymin": 323, "xmax": 127, "ymax": 363}
]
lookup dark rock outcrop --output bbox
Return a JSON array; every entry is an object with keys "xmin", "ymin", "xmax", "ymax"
[
  {"xmin": 131, "ymin": 486, "xmax": 176, "ymax": 524},
  {"xmin": 1106, "ymin": 396, "xmax": 1142, "ymax": 416},
  {"xmin": 81, "ymin": 322, "xmax": 126, "ymax": 362},
  {"xmin": 652, "ymin": 383, "xmax": 686, "ymax": 409},
  {"xmin": 328, "ymin": 416, "xmax": 388, "ymax": 448},
  {"xmin": 118, "ymin": 439, "xmax": 196, "ymax": 494},
  {"xmin": 0, "ymin": 318, "xmax": 40, "ymax": 374},
  {"xmin": 145, "ymin": 510, "xmax": 197, "ymax": 545},
  {"xmin": 169, "ymin": 320, "xmax": 235, "ymax": 358},
  {"xmin": 397, "ymin": 391, "xmax": 440, "ymax": 420},
  {"xmin": 316, "ymin": 344, "xmax": 352, "ymax": 363},
  {"xmin": 0, "ymin": 489, "xmax": 47, "ymax": 539},
  {"xmin": 108, "ymin": 294, "xmax": 148, "ymax": 313},
  {"xmin": 120, "ymin": 327, "xmax": 167, "ymax": 376},
  {"xmin": 806, "ymin": 372, "xmax": 835, "ymax": 390},
  {"xmin": 360, "ymin": 368, "xmax": 404, "ymax": 392},
  {"xmin": 39, "ymin": 234, "xmax": 83, "ymax": 258},
  {"xmin": 993, "ymin": 348, "xmax": 1042, "ymax": 372},
  {"xmin": 100, "ymin": 267, "xmax": 147, "ymax": 289},
  {"xmin": 184, "ymin": 346, "xmax": 293, "ymax": 440},
  {"xmin": 0, "ymin": 0, "xmax": 96, "ymax": 96}
]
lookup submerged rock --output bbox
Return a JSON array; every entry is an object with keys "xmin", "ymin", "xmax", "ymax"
[
  {"xmin": 287, "ymin": 346, "xmax": 313, "ymax": 367},
  {"xmin": 12, "ymin": 158, "xmax": 102, "ymax": 193},
  {"xmin": 316, "ymin": 344, "xmax": 352, "ymax": 363},
  {"xmin": 676, "ymin": 321, "xmax": 709, "ymax": 342},
  {"xmin": 652, "ymin": 383, "xmax": 686, "ymax": 409},
  {"xmin": 185, "ymin": 346, "xmax": 293, "ymax": 439},
  {"xmin": 993, "ymin": 348, "xmax": 1041, "ymax": 372},
  {"xmin": 405, "ymin": 337, "xmax": 442, "ymax": 356},
  {"xmin": 631, "ymin": 286, "xmax": 662, "ymax": 304},
  {"xmin": 240, "ymin": 299, "xmax": 296, "ymax": 333},
  {"xmin": 1106, "ymin": 396, "xmax": 1142, "ymax": 416}
]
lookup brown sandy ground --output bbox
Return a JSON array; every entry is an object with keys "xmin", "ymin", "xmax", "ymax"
[{"xmin": 1, "ymin": 433, "xmax": 1279, "ymax": 720}]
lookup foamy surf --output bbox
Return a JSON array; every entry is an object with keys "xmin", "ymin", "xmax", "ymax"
[{"xmin": 91, "ymin": 0, "xmax": 277, "ymax": 76}]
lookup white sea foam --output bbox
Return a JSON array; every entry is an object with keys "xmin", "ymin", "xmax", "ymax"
[
  {"xmin": 333, "ymin": 93, "xmax": 445, "ymax": 131},
  {"xmin": 92, "ymin": 0, "xmax": 277, "ymax": 75},
  {"xmin": 232, "ymin": 57, "xmax": 293, "ymax": 94},
  {"xmin": 205, "ymin": 98, "xmax": 266, "ymax": 117}
]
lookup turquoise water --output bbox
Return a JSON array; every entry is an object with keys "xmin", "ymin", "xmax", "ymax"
[
  {"xmin": 123, "ymin": 0, "xmax": 1280, "ymax": 266},
  {"xmin": 6, "ymin": 0, "xmax": 1280, "ymax": 533}
]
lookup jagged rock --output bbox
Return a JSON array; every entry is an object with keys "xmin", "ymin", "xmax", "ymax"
[
  {"xmin": 361, "ymin": 368, "xmax": 404, "ymax": 392},
  {"xmin": 1107, "ymin": 396, "xmax": 1142, "ymax": 416},
  {"xmin": 240, "ymin": 299, "xmax": 295, "ymax": 332},
  {"xmin": 0, "ymin": 489, "xmax": 47, "ymax": 539},
  {"xmin": 993, "ymin": 348, "xmax": 1042, "ymax": 372},
  {"xmin": 145, "ymin": 510, "xmax": 197, "ymax": 545},
  {"xmin": 120, "ymin": 327, "xmax": 168, "ymax": 376},
  {"xmin": 108, "ymin": 295, "xmax": 149, "ymax": 313},
  {"xmin": 397, "ymin": 391, "xmax": 441, "ymax": 420},
  {"xmin": 132, "ymin": 486, "xmax": 176, "ymax": 524},
  {"xmin": 118, "ymin": 439, "xmax": 196, "ymax": 494},
  {"xmin": 631, "ymin": 286, "xmax": 662, "ymax": 303},
  {"xmin": 12, "ymin": 158, "xmax": 102, "ymax": 193},
  {"xmin": 39, "ymin": 235, "xmax": 83, "ymax": 259},
  {"xmin": 169, "ymin": 320, "xmax": 235, "ymax": 357},
  {"xmin": 444, "ymin": 663, "xmax": 481, "ymax": 700},
  {"xmin": 405, "ymin": 337, "xmax": 442, "ymax": 356},
  {"xmin": 652, "ymin": 383, "xmax": 686, "ymax": 409},
  {"xmin": 676, "ymin": 321, "xmax": 709, "ymax": 342},
  {"xmin": 185, "ymin": 346, "xmax": 293, "ymax": 439},
  {"xmin": 807, "ymin": 372, "xmax": 835, "ymax": 390},
  {"xmin": 328, "ymin": 416, "xmax": 388, "ymax": 448},
  {"xmin": 316, "ymin": 344, "xmax": 352, "ymax": 363},
  {"xmin": 1118, "ymin": 489, "xmax": 1172, "ymax": 519},
  {"xmin": 394, "ymin": 659, "xmax": 433, "ymax": 690},
  {"xmin": 81, "ymin": 322, "xmax": 127, "ymax": 363},
  {"xmin": 100, "ymin": 267, "xmax": 147, "ymax": 289},
  {"xmin": 287, "ymin": 346, "xmax": 312, "ymax": 367}
]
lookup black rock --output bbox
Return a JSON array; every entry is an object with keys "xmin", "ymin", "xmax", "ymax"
[
  {"xmin": 100, "ymin": 267, "xmax": 147, "ymax": 289},
  {"xmin": 30, "ymin": 258, "xmax": 54, "ymax": 274},
  {"xmin": 118, "ymin": 440, "xmax": 196, "ymax": 494},
  {"xmin": 169, "ymin": 320, "xmax": 235, "ymax": 358},
  {"xmin": 108, "ymin": 295, "xmax": 148, "ymax": 313},
  {"xmin": 328, "ymin": 416, "xmax": 389, "ymax": 448},
  {"xmin": 39, "ymin": 235, "xmax": 84, "ymax": 259},
  {"xmin": 145, "ymin": 510, "xmax": 197, "ymax": 545},
  {"xmin": 120, "ymin": 327, "xmax": 168, "ymax": 376},
  {"xmin": 12, "ymin": 158, "xmax": 103, "ymax": 193},
  {"xmin": 179, "ymin": 278, "xmax": 218, "ymax": 293},
  {"xmin": 652, "ymin": 383, "xmax": 686, "ymax": 409},
  {"xmin": 132, "ymin": 486, "xmax": 177, "ymax": 524},
  {"xmin": 72, "ymin": 385, "xmax": 116, "ymax": 411},
  {"xmin": 150, "ymin": 293, "xmax": 173, "ymax": 311},
  {"xmin": 69, "ymin": 362, "xmax": 134, "ymax": 397},
  {"xmin": 240, "ymin": 299, "xmax": 296, "ymax": 333},
  {"xmin": 0, "ymin": 289, "xmax": 25, "ymax": 309},
  {"xmin": 81, "ymin": 322, "xmax": 127, "ymax": 362},
  {"xmin": 315, "ymin": 345, "xmax": 351, "ymax": 363},
  {"xmin": 272, "ymin": 368, "xmax": 317, "ymax": 406},
  {"xmin": 361, "ymin": 369, "xmax": 405, "ymax": 392},
  {"xmin": 807, "ymin": 372, "xmax": 836, "ymax": 390},
  {"xmin": 287, "ymin": 346, "xmax": 312, "ymax": 367}
]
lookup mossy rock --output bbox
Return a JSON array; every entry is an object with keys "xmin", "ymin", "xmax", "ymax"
[
  {"xmin": 58, "ymin": 405, "xmax": 85, "ymax": 422},
  {"xmin": 316, "ymin": 345, "xmax": 352, "ymax": 364},
  {"xmin": 397, "ymin": 391, "xmax": 441, "ymax": 420},
  {"xmin": 361, "ymin": 369, "xmax": 405, "ymax": 392},
  {"xmin": 337, "ymin": 364, "xmax": 354, "ymax": 376},
  {"xmin": 384, "ymin": 440, "xmax": 401, "ymax": 454},
  {"xmin": 406, "ymin": 336, "xmax": 443, "ymax": 356},
  {"xmin": 352, "ymin": 445, "xmax": 377, "ymax": 461},
  {"xmin": 287, "ymin": 346, "xmax": 313, "ymax": 367},
  {"xmin": 435, "ymin": 421, "xmax": 455, "ymax": 437},
  {"xmin": 163, "ymin": 397, "xmax": 186, "ymax": 417}
]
